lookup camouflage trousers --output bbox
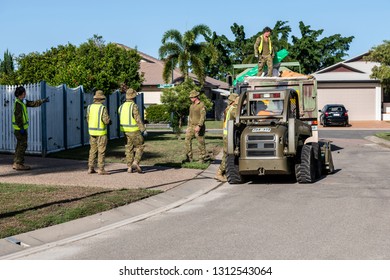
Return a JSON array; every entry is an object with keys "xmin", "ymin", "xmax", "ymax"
[
  {"xmin": 257, "ymin": 54, "xmax": 273, "ymax": 77},
  {"xmin": 185, "ymin": 125, "xmax": 206, "ymax": 161},
  {"xmin": 125, "ymin": 131, "xmax": 144, "ymax": 166},
  {"xmin": 88, "ymin": 135, "xmax": 107, "ymax": 170},
  {"xmin": 14, "ymin": 130, "xmax": 28, "ymax": 164},
  {"xmin": 218, "ymin": 136, "xmax": 228, "ymax": 174}
]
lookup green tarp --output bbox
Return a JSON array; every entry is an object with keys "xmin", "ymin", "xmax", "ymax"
[{"xmin": 233, "ymin": 49, "xmax": 289, "ymax": 85}]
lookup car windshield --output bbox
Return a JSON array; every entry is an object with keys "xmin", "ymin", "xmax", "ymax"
[{"xmin": 250, "ymin": 99, "xmax": 284, "ymax": 116}]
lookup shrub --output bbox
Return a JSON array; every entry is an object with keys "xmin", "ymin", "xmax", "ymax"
[{"xmin": 145, "ymin": 104, "xmax": 170, "ymax": 123}]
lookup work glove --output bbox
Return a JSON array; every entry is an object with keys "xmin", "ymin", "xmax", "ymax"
[
  {"xmin": 20, "ymin": 129, "xmax": 25, "ymax": 135},
  {"xmin": 43, "ymin": 97, "xmax": 50, "ymax": 103},
  {"xmin": 142, "ymin": 131, "xmax": 148, "ymax": 138}
]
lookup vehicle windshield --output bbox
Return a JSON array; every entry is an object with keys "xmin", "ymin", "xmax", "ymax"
[{"xmin": 249, "ymin": 99, "xmax": 284, "ymax": 116}]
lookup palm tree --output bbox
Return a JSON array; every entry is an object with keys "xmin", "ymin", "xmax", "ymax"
[{"xmin": 159, "ymin": 24, "xmax": 218, "ymax": 84}]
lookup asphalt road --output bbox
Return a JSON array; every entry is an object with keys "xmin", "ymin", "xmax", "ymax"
[{"xmin": 18, "ymin": 130, "xmax": 390, "ymax": 260}]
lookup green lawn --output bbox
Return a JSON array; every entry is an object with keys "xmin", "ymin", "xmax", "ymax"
[{"xmin": 50, "ymin": 131, "xmax": 223, "ymax": 169}]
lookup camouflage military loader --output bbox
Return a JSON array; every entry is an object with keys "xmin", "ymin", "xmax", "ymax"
[{"xmin": 226, "ymin": 76, "xmax": 334, "ymax": 184}]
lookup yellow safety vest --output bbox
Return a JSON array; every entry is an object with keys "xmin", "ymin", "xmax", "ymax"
[
  {"xmin": 258, "ymin": 36, "xmax": 273, "ymax": 55},
  {"xmin": 88, "ymin": 103, "xmax": 107, "ymax": 136},
  {"xmin": 12, "ymin": 99, "xmax": 29, "ymax": 130},
  {"xmin": 223, "ymin": 105, "xmax": 236, "ymax": 135},
  {"xmin": 118, "ymin": 101, "xmax": 139, "ymax": 132}
]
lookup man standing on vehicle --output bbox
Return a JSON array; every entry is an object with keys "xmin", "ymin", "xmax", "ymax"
[
  {"xmin": 86, "ymin": 90, "xmax": 111, "ymax": 175},
  {"xmin": 118, "ymin": 88, "xmax": 146, "ymax": 173},
  {"xmin": 183, "ymin": 90, "xmax": 207, "ymax": 163},
  {"xmin": 12, "ymin": 86, "xmax": 49, "ymax": 170},
  {"xmin": 254, "ymin": 26, "xmax": 274, "ymax": 77},
  {"xmin": 215, "ymin": 93, "xmax": 239, "ymax": 182}
]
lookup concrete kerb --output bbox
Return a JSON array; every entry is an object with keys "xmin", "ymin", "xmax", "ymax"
[
  {"xmin": 365, "ymin": 135, "xmax": 390, "ymax": 148},
  {"xmin": 0, "ymin": 160, "xmax": 223, "ymax": 259}
]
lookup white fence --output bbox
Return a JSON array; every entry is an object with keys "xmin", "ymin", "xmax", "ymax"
[{"xmin": 0, "ymin": 82, "xmax": 144, "ymax": 156}]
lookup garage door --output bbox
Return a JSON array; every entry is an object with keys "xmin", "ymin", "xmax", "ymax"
[{"xmin": 318, "ymin": 88, "xmax": 376, "ymax": 120}]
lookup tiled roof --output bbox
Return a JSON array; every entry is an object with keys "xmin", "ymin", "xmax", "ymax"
[
  {"xmin": 313, "ymin": 52, "xmax": 380, "ymax": 82},
  {"xmin": 115, "ymin": 43, "xmax": 229, "ymax": 89}
]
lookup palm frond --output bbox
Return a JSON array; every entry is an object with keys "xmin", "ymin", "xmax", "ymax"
[{"xmin": 161, "ymin": 29, "xmax": 182, "ymax": 45}]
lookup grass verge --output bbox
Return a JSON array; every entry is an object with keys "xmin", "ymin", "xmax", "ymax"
[
  {"xmin": 1, "ymin": 131, "xmax": 222, "ymax": 239},
  {"xmin": 375, "ymin": 132, "xmax": 390, "ymax": 141},
  {"xmin": 0, "ymin": 183, "xmax": 161, "ymax": 239}
]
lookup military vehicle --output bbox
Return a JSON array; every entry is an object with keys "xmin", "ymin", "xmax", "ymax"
[{"xmin": 226, "ymin": 75, "xmax": 334, "ymax": 184}]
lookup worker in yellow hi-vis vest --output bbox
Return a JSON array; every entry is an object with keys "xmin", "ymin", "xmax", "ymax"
[
  {"xmin": 86, "ymin": 90, "xmax": 111, "ymax": 175},
  {"xmin": 12, "ymin": 86, "xmax": 49, "ymax": 171},
  {"xmin": 215, "ymin": 93, "xmax": 238, "ymax": 182},
  {"xmin": 118, "ymin": 88, "xmax": 146, "ymax": 173},
  {"xmin": 254, "ymin": 26, "xmax": 274, "ymax": 77}
]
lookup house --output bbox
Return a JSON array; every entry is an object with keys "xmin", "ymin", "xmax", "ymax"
[
  {"xmin": 313, "ymin": 52, "xmax": 390, "ymax": 121},
  {"xmin": 116, "ymin": 43, "xmax": 230, "ymax": 120}
]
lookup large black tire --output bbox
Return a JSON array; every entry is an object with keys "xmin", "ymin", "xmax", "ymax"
[
  {"xmin": 295, "ymin": 144, "xmax": 316, "ymax": 183},
  {"xmin": 311, "ymin": 142, "xmax": 322, "ymax": 179},
  {"xmin": 226, "ymin": 155, "xmax": 243, "ymax": 184}
]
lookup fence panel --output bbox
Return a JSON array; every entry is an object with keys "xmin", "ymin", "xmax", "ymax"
[
  {"xmin": 66, "ymin": 86, "xmax": 83, "ymax": 149},
  {"xmin": 108, "ymin": 91, "xmax": 120, "ymax": 139},
  {"xmin": 82, "ymin": 92, "xmax": 94, "ymax": 145},
  {"xmin": 0, "ymin": 85, "xmax": 17, "ymax": 152},
  {"xmin": 26, "ymin": 83, "xmax": 43, "ymax": 154},
  {"xmin": 45, "ymin": 83, "xmax": 65, "ymax": 153}
]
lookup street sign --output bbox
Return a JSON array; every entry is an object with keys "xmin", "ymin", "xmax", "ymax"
[{"xmin": 158, "ymin": 84, "xmax": 174, "ymax": 88}]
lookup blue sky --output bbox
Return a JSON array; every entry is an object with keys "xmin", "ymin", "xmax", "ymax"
[{"xmin": 1, "ymin": 0, "xmax": 389, "ymax": 61}]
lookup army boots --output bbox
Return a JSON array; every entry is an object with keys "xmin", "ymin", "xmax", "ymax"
[
  {"xmin": 214, "ymin": 169, "xmax": 227, "ymax": 182},
  {"xmin": 13, "ymin": 163, "xmax": 31, "ymax": 171},
  {"xmin": 98, "ymin": 169, "xmax": 110, "ymax": 175},
  {"xmin": 131, "ymin": 161, "xmax": 143, "ymax": 174},
  {"xmin": 87, "ymin": 167, "xmax": 97, "ymax": 174},
  {"xmin": 181, "ymin": 156, "xmax": 193, "ymax": 163}
]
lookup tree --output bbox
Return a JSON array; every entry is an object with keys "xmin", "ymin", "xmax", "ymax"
[
  {"xmin": 364, "ymin": 40, "xmax": 390, "ymax": 85},
  {"xmin": 289, "ymin": 21, "xmax": 354, "ymax": 74},
  {"xmin": 5, "ymin": 35, "xmax": 143, "ymax": 94},
  {"xmin": 203, "ymin": 31, "xmax": 232, "ymax": 80},
  {"xmin": 159, "ymin": 24, "xmax": 218, "ymax": 84},
  {"xmin": 160, "ymin": 78, "xmax": 212, "ymax": 138},
  {"xmin": 0, "ymin": 50, "xmax": 16, "ymax": 84}
]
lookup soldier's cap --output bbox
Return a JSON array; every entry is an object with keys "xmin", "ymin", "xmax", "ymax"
[
  {"xmin": 228, "ymin": 93, "xmax": 239, "ymax": 102},
  {"xmin": 126, "ymin": 88, "xmax": 137, "ymax": 99},
  {"xmin": 189, "ymin": 90, "xmax": 200, "ymax": 98},
  {"xmin": 93, "ymin": 90, "xmax": 106, "ymax": 100}
]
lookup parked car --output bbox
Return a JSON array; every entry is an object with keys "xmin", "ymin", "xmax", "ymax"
[{"xmin": 319, "ymin": 104, "xmax": 349, "ymax": 127}]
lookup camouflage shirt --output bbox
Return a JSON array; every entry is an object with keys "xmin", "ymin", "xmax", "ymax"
[
  {"xmin": 14, "ymin": 99, "xmax": 46, "ymax": 129},
  {"xmin": 189, "ymin": 100, "xmax": 206, "ymax": 127}
]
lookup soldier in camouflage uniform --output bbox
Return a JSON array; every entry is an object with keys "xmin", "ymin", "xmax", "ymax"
[
  {"xmin": 184, "ymin": 90, "xmax": 207, "ymax": 163},
  {"xmin": 86, "ymin": 90, "xmax": 111, "ymax": 175},
  {"xmin": 118, "ymin": 88, "xmax": 146, "ymax": 173},
  {"xmin": 12, "ymin": 86, "xmax": 49, "ymax": 170},
  {"xmin": 254, "ymin": 26, "xmax": 274, "ymax": 77},
  {"xmin": 215, "ymin": 93, "xmax": 239, "ymax": 182}
]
